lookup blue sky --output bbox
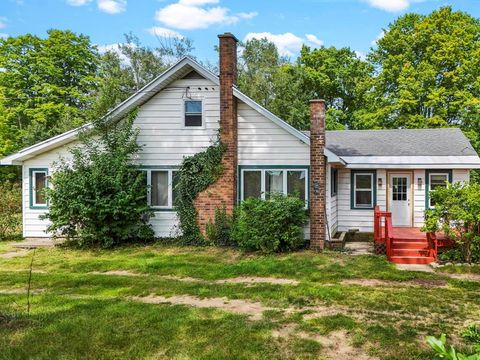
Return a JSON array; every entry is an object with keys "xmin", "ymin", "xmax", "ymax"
[{"xmin": 1, "ymin": 0, "xmax": 480, "ymax": 62}]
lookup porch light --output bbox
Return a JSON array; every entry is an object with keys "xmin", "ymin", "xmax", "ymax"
[
  {"xmin": 418, "ymin": 177, "xmax": 423, "ymax": 189},
  {"xmin": 377, "ymin": 178, "xmax": 383, "ymax": 188}
]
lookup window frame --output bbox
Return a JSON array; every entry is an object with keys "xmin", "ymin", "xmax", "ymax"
[
  {"xmin": 183, "ymin": 99, "xmax": 204, "ymax": 128},
  {"xmin": 350, "ymin": 170, "xmax": 376, "ymax": 210},
  {"xmin": 239, "ymin": 166, "xmax": 309, "ymax": 208},
  {"xmin": 331, "ymin": 168, "xmax": 338, "ymax": 197},
  {"xmin": 141, "ymin": 167, "xmax": 179, "ymax": 211},
  {"xmin": 425, "ymin": 169, "xmax": 452, "ymax": 209},
  {"xmin": 29, "ymin": 168, "xmax": 49, "ymax": 209}
]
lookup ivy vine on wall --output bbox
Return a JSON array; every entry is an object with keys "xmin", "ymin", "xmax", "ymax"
[{"xmin": 173, "ymin": 140, "xmax": 226, "ymax": 245}]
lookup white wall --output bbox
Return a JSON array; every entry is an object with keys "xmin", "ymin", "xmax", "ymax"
[{"xmin": 337, "ymin": 168, "xmax": 470, "ymax": 233}]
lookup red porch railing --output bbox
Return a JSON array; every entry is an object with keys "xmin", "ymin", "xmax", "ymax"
[
  {"xmin": 374, "ymin": 205, "xmax": 394, "ymax": 258},
  {"xmin": 426, "ymin": 232, "xmax": 438, "ymax": 261}
]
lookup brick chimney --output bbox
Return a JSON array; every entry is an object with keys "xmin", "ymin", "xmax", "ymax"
[
  {"xmin": 309, "ymin": 100, "xmax": 326, "ymax": 251},
  {"xmin": 194, "ymin": 33, "xmax": 238, "ymax": 234}
]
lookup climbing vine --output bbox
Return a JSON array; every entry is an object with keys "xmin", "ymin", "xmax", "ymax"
[{"xmin": 173, "ymin": 140, "xmax": 226, "ymax": 245}]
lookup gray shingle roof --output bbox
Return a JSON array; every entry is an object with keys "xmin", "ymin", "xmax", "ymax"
[{"xmin": 315, "ymin": 128, "xmax": 477, "ymax": 157}]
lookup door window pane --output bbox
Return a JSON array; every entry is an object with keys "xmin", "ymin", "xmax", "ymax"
[
  {"xmin": 244, "ymin": 171, "xmax": 261, "ymax": 199},
  {"xmin": 287, "ymin": 170, "xmax": 306, "ymax": 201},
  {"xmin": 151, "ymin": 171, "xmax": 168, "ymax": 206},
  {"xmin": 266, "ymin": 170, "xmax": 283, "ymax": 198},
  {"xmin": 392, "ymin": 177, "xmax": 407, "ymax": 201},
  {"xmin": 34, "ymin": 172, "xmax": 47, "ymax": 205}
]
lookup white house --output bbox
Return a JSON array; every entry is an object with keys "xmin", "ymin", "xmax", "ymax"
[{"xmin": 2, "ymin": 33, "xmax": 480, "ymax": 264}]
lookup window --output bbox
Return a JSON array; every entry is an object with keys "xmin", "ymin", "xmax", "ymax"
[
  {"xmin": 392, "ymin": 177, "xmax": 407, "ymax": 201},
  {"xmin": 143, "ymin": 168, "xmax": 178, "ymax": 209},
  {"xmin": 241, "ymin": 168, "xmax": 308, "ymax": 206},
  {"xmin": 30, "ymin": 168, "xmax": 48, "ymax": 208},
  {"xmin": 426, "ymin": 170, "xmax": 451, "ymax": 208},
  {"xmin": 351, "ymin": 170, "xmax": 376, "ymax": 209},
  {"xmin": 331, "ymin": 168, "xmax": 338, "ymax": 197},
  {"xmin": 184, "ymin": 100, "xmax": 202, "ymax": 127}
]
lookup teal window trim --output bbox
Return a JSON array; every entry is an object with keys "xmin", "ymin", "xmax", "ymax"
[
  {"xmin": 331, "ymin": 168, "xmax": 338, "ymax": 197},
  {"xmin": 350, "ymin": 169, "xmax": 377, "ymax": 210},
  {"xmin": 139, "ymin": 167, "xmax": 180, "ymax": 211},
  {"xmin": 425, "ymin": 169, "xmax": 452, "ymax": 209},
  {"xmin": 29, "ymin": 168, "xmax": 49, "ymax": 209},
  {"xmin": 238, "ymin": 165, "xmax": 310, "ymax": 208}
]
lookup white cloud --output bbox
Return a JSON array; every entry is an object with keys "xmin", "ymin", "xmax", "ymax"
[
  {"xmin": 365, "ymin": 0, "xmax": 411, "ymax": 12},
  {"xmin": 0, "ymin": 17, "xmax": 8, "ymax": 29},
  {"xmin": 97, "ymin": 43, "xmax": 130, "ymax": 64},
  {"xmin": 371, "ymin": 30, "xmax": 385, "ymax": 46},
  {"xmin": 0, "ymin": 33, "xmax": 9, "ymax": 39},
  {"xmin": 148, "ymin": 27, "xmax": 184, "ymax": 39},
  {"xmin": 244, "ymin": 32, "xmax": 324, "ymax": 57},
  {"xmin": 355, "ymin": 50, "xmax": 366, "ymax": 60},
  {"xmin": 155, "ymin": 0, "xmax": 257, "ymax": 30},
  {"xmin": 66, "ymin": 0, "xmax": 92, "ymax": 6},
  {"xmin": 98, "ymin": 0, "xmax": 126, "ymax": 14},
  {"xmin": 305, "ymin": 34, "xmax": 323, "ymax": 47}
]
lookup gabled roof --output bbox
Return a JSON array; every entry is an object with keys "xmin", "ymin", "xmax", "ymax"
[{"xmin": 1, "ymin": 56, "xmax": 330, "ymax": 165}]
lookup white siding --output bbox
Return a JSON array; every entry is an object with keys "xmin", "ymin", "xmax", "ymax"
[
  {"xmin": 237, "ymin": 102, "xmax": 309, "ymax": 166},
  {"xmin": 337, "ymin": 169, "xmax": 386, "ymax": 233},
  {"xmin": 326, "ymin": 164, "xmax": 338, "ymax": 237}
]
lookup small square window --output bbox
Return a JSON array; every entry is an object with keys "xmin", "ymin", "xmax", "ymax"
[{"xmin": 184, "ymin": 100, "xmax": 202, "ymax": 127}]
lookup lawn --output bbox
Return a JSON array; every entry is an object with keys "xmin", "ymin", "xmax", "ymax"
[{"xmin": 0, "ymin": 241, "xmax": 479, "ymax": 360}]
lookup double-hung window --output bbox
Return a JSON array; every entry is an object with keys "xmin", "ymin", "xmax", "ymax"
[
  {"xmin": 351, "ymin": 170, "xmax": 376, "ymax": 209},
  {"xmin": 144, "ymin": 169, "xmax": 179, "ymax": 210},
  {"xmin": 184, "ymin": 100, "xmax": 203, "ymax": 127},
  {"xmin": 30, "ymin": 168, "xmax": 48, "ymax": 209},
  {"xmin": 241, "ymin": 168, "xmax": 308, "ymax": 206},
  {"xmin": 426, "ymin": 170, "xmax": 451, "ymax": 208}
]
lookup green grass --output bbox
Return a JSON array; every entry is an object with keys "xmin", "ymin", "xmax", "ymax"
[{"xmin": 1, "ymin": 241, "xmax": 479, "ymax": 359}]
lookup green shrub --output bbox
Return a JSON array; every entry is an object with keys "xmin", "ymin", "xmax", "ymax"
[
  {"xmin": 427, "ymin": 334, "xmax": 480, "ymax": 360},
  {"xmin": 232, "ymin": 194, "xmax": 308, "ymax": 253},
  {"xmin": 463, "ymin": 324, "xmax": 480, "ymax": 345},
  {"xmin": 205, "ymin": 206, "xmax": 234, "ymax": 246},
  {"xmin": 43, "ymin": 110, "xmax": 154, "ymax": 248},
  {"xmin": 423, "ymin": 182, "xmax": 480, "ymax": 263},
  {"xmin": 0, "ymin": 182, "xmax": 22, "ymax": 240}
]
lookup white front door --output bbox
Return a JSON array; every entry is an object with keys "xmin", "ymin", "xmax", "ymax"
[{"xmin": 389, "ymin": 173, "xmax": 412, "ymax": 227}]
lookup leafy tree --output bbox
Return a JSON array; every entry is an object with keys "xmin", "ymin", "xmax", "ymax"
[
  {"xmin": 238, "ymin": 38, "xmax": 286, "ymax": 108},
  {"xmin": 0, "ymin": 30, "xmax": 100, "ymax": 157},
  {"xmin": 0, "ymin": 181, "xmax": 22, "ymax": 240},
  {"xmin": 366, "ymin": 6, "xmax": 480, "ymax": 130},
  {"xmin": 423, "ymin": 182, "xmax": 480, "ymax": 263},
  {"xmin": 43, "ymin": 110, "xmax": 154, "ymax": 248}
]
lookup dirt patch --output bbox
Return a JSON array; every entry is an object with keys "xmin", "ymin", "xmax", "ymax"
[
  {"xmin": 90, "ymin": 270, "xmax": 140, "ymax": 277},
  {"xmin": 273, "ymin": 324, "xmax": 374, "ymax": 360},
  {"xmin": 0, "ymin": 288, "xmax": 45, "ymax": 295},
  {"xmin": 215, "ymin": 276, "xmax": 299, "ymax": 286},
  {"xmin": 0, "ymin": 249, "xmax": 31, "ymax": 259},
  {"xmin": 90, "ymin": 271, "xmax": 299, "ymax": 286},
  {"xmin": 444, "ymin": 273, "xmax": 480, "ymax": 282},
  {"xmin": 133, "ymin": 294, "xmax": 271, "ymax": 320},
  {"xmin": 342, "ymin": 278, "xmax": 447, "ymax": 288}
]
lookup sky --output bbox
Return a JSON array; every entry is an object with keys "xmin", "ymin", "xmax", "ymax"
[{"xmin": 1, "ymin": 0, "xmax": 480, "ymax": 62}]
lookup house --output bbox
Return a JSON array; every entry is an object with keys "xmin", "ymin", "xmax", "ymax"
[{"xmin": 2, "ymin": 33, "xmax": 480, "ymax": 264}]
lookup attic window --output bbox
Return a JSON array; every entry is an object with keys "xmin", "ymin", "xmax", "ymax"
[{"xmin": 184, "ymin": 100, "xmax": 203, "ymax": 127}]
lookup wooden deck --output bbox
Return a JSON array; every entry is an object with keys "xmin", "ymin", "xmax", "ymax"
[{"xmin": 391, "ymin": 227, "xmax": 451, "ymax": 246}]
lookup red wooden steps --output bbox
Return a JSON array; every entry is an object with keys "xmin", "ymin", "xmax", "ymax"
[{"xmin": 389, "ymin": 236, "xmax": 434, "ymax": 264}]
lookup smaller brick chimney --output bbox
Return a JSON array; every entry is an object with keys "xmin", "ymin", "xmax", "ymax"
[
  {"xmin": 309, "ymin": 100, "xmax": 326, "ymax": 251},
  {"xmin": 194, "ymin": 33, "xmax": 238, "ymax": 234}
]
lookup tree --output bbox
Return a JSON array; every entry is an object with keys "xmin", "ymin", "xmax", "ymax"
[
  {"xmin": 0, "ymin": 30, "xmax": 100, "ymax": 157},
  {"xmin": 43, "ymin": 110, "xmax": 154, "ymax": 248},
  {"xmin": 423, "ymin": 182, "xmax": 480, "ymax": 263},
  {"xmin": 238, "ymin": 38, "xmax": 286, "ymax": 108},
  {"xmin": 367, "ymin": 6, "xmax": 480, "ymax": 129}
]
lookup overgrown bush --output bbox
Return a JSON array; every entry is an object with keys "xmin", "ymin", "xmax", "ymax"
[
  {"xmin": 427, "ymin": 334, "xmax": 480, "ymax": 359},
  {"xmin": 43, "ymin": 110, "xmax": 154, "ymax": 248},
  {"xmin": 0, "ymin": 182, "xmax": 22, "ymax": 240},
  {"xmin": 423, "ymin": 182, "xmax": 480, "ymax": 263},
  {"xmin": 173, "ymin": 140, "xmax": 226, "ymax": 245},
  {"xmin": 232, "ymin": 194, "xmax": 308, "ymax": 253},
  {"xmin": 205, "ymin": 206, "xmax": 234, "ymax": 246}
]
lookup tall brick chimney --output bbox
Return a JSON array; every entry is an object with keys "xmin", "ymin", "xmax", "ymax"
[
  {"xmin": 309, "ymin": 100, "xmax": 326, "ymax": 251},
  {"xmin": 194, "ymin": 33, "xmax": 238, "ymax": 234}
]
